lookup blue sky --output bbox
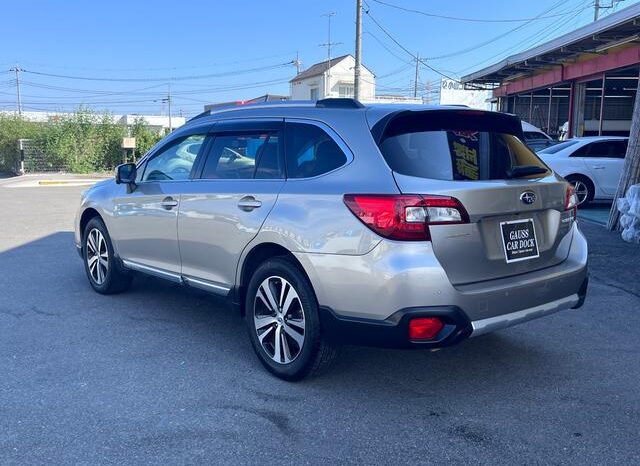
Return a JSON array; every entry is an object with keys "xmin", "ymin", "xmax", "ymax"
[{"xmin": 0, "ymin": 0, "xmax": 635, "ymax": 116}]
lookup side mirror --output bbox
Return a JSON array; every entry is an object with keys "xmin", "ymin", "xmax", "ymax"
[{"xmin": 115, "ymin": 163, "xmax": 136, "ymax": 185}]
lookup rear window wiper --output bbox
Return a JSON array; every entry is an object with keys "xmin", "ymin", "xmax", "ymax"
[{"xmin": 506, "ymin": 165, "xmax": 548, "ymax": 179}]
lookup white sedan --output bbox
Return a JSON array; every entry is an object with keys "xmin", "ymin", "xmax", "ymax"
[{"xmin": 537, "ymin": 136, "xmax": 628, "ymax": 206}]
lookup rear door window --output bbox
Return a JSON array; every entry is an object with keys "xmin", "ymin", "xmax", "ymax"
[
  {"xmin": 285, "ymin": 122, "xmax": 347, "ymax": 178},
  {"xmin": 377, "ymin": 112, "xmax": 549, "ymax": 181},
  {"xmin": 572, "ymin": 141, "xmax": 627, "ymax": 158},
  {"xmin": 200, "ymin": 132, "xmax": 283, "ymax": 179}
]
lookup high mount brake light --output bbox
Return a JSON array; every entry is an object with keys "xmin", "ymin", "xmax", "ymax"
[{"xmin": 343, "ymin": 194, "xmax": 469, "ymax": 241}]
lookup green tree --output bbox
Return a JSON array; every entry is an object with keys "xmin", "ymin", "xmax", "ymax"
[{"xmin": 129, "ymin": 117, "xmax": 163, "ymax": 161}]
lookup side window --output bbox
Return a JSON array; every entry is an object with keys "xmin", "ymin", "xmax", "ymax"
[
  {"xmin": 583, "ymin": 141, "xmax": 611, "ymax": 158},
  {"xmin": 285, "ymin": 123, "xmax": 348, "ymax": 178},
  {"xmin": 201, "ymin": 132, "xmax": 282, "ymax": 179},
  {"xmin": 142, "ymin": 134, "xmax": 205, "ymax": 181},
  {"xmin": 570, "ymin": 143, "xmax": 592, "ymax": 158},
  {"xmin": 610, "ymin": 141, "xmax": 628, "ymax": 159}
]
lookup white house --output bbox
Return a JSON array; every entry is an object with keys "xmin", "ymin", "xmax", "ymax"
[{"xmin": 290, "ymin": 54, "xmax": 376, "ymax": 101}]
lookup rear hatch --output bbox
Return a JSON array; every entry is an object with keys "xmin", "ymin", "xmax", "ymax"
[{"xmin": 372, "ymin": 109, "xmax": 574, "ymax": 285}]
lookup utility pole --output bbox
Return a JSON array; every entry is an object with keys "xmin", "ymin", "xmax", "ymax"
[
  {"xmin": 354, "ymin": 0, "xmax": 362, "ymax": 101},
  {"xmin": 162, "ymin": 83, "xmax": 173, "ymax": 132},
  {"xmin": 320, "ymin": 12, "xmax": 340, "ymax": 98},
  {"xmin": 10, "ymin": 65, "xmax": 22, "ymax": 117},
  {"xmin": 413, "ymin": 52, "xmax": 420, "ymax": 99},
  {"xmin": 168, "ymin": 85, "xmax": 172, "ymax": 132},
  {"xmin": 595, "ymin": 1, "xmax": 624, "ymax": 21},
  {"xmin": 294, "ymin": 51, "xmax": 302, "ymax": 75}
]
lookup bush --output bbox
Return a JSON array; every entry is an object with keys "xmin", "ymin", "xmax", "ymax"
[
  {"xmin": 0, "ymin": 115, "xmax": 41, "ymax": 172},
  {"xmin": 34, "ymin": 108, "xmax": 127, "ymax": 173},
  {"xmin": 0, "ymin": 107, "xmax": 164, "ymax": 173},
  {"xmin": 129, "ymin": 117, "xmax": 163, "ymax": 161}
]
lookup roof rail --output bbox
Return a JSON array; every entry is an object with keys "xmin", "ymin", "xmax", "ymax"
[
  {"xmin": 187, "ymin": 110, "xmax": 211, "ymax": 122},
  {"xmin": 316, "ymin": 98, "xmax": 364, "ymax": 109}
]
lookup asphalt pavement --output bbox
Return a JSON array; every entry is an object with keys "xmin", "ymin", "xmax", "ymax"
[{"xmin": 1, "ymin": 183, "xmax": 639, "ymax": 465}]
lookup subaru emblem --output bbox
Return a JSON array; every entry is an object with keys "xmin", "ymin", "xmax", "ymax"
[{"xmin": 520, "ymin": 191, "xmax": 536, "ymax": 205}]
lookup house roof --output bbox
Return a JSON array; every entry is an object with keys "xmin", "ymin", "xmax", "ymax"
[
  {"xmin": 462, "ymin": 2, "xmax": 640, "ymax": 85},
  {"xmin": 289, "ymin": 54, "xmax": 357, "ymax": 82}
]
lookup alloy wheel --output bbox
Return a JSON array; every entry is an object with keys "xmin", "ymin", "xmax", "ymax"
[
  {"xmin": 86, "ymin": 228, "xmax": 109, "ymax": 285},
  {"xmin": 572, "ymin": 180, "xmax": 589, "ymax": 206},
  {"xmin": 253, "ymin": 276, "xmax": 306, "ymax": 364}
]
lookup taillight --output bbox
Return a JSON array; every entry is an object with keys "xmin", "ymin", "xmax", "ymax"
[
  {"xmin": 564, "ymin": 184, "xmax": 578, "ymax": 221},
  {"xmin": 343, "ymin": 194, "xmax": 469, "ymax": 241}
]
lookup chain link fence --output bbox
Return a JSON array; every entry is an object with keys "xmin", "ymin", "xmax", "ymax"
[{"xmin": 16, "ymin": 139, "xmax": 69, "ymax": 173}]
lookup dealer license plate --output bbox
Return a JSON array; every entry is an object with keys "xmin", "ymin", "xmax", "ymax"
[{"xmin": 500, "ymin": 218, "xmax": 540, "ymax": 263}]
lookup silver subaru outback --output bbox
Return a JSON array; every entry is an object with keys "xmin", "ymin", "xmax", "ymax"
[{"xmin": 75, "ymin": 99, "xmax": 588, "ymax": 380}]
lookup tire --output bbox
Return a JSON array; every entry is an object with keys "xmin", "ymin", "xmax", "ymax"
[
  {"xmin": 245, "ymin": 257, "xmax": 337, "ymax": 381},
  {"xmin": 565, "ymin": 175, "xmax": 594, "ymax": 207},
  {"xmin": 82, "ymin": 217, "xmax": 132, "ymax": 294}
]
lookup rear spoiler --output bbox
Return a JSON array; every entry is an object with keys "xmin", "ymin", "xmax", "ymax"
[{"xmin": 370, "ymin": 109, "xmax": 525, "ymax": 145}]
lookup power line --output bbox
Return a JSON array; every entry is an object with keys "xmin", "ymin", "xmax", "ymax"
[
  {"xmin": 371, "ymin": 0, "xmax": 582, "ymax": 23},
  {"xmin": 20, "ymin": 61, "xmax": 294, "ymax": 83},
  {"xmin": 362, "ymin": 7, "xmax": 458, "ymax": 81},
  {"xmin": 15, "ymin": 51, "xmax": 298, "ymax": 73},
  {"xmin": 456, "ymin": 0, "xmax": 592, "ymax": 75},
  {"xmin": 424, "ymin": 0, "xmax": 573, "ymax": 60}
]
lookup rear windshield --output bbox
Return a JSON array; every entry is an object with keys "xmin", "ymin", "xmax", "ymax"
[
  {"xmin": 378, "ymin": 112, "xmax": 550, "ymax": 181},
  {"xmin": 538, "ymin": 139, "xmax": 580, "ymax": 154}
]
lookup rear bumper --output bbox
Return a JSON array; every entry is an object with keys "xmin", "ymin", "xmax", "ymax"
[
  {"xmin": 297, "ymin": 222, "xmax": 588, "ymax": 347},
  {"xmin": 319, "ymin": 276, "xmax": 588, "ymax": 348}
]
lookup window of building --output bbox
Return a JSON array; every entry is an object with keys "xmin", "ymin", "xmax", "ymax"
[
  {"xmin": 285, "ymin": 123, "xmax": 348, "ymax": 178},
  {"xmin": 338, "ymin": 84, "xmax": 354, "ymax": 98}
]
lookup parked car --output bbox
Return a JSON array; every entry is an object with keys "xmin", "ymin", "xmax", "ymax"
[
  {"xmin": 521, "ymin": 121, "xmax": 556, "ymax": 151},
  {"xmin": 75, "ymin": 100, "xmax": 588, "ymax": 380},
  {"xmin": 537, "ymin": 136, "xmax": 628, "ymax": 206}
]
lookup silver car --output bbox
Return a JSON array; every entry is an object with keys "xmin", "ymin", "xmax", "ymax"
[{"xmin": 75, "ymin": 99, "xmax": 588, "ymax": 380}]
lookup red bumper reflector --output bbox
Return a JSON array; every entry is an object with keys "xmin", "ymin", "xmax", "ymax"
[{"xmin": 409, "ymin": 317, "xmax": 444, "ymax": 340}]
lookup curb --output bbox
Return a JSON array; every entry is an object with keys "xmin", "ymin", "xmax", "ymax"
[{"xmin": 38, "ymin": 179, "xmax": 105, "ymax": 186}]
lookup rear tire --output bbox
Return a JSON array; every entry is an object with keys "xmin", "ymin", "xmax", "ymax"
[
  {"xmin": 82, "ymin": 217, "xmax": 132, "ymax": 294},
  {"xmin": 245, "ymin": 257, "xmax": 337, "ymax": 381},
  {"xmin": 565, "ymin": 175, "xmax": 594, "ymax": 207}
]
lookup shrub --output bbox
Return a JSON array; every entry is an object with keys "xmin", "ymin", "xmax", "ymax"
[{"xmin": 0, "ymin": 115, "xmax": 41, "ymax": 172}]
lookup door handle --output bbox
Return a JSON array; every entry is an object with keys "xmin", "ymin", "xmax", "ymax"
[
  {"xmin": 160, "ymin": 196, "xmax": 179, "ymax": 210},
  {"xmin": 238, "ymin": 195, "xmax": 262, "ymax": 211},
  {"xmin": 592, "ymin": 166, "xmax": 605, "ymax": 170}
]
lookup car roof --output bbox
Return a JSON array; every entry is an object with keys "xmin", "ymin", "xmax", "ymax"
[
  {"xmin": 569, "ymin": 136, "xmax": 628, "ymax": 141},
  {"xmin": 184, "ymin": 99, "xmax": 503, "ymax": 128}
]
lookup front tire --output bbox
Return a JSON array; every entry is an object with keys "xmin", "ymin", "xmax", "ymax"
[
  {"xmin": 245, "ymin": 257, "xmax": 336, "ymax": 381},
  {"xmin": 82, "ymin": 217, "xmax": 132, "ymax": 294}
]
